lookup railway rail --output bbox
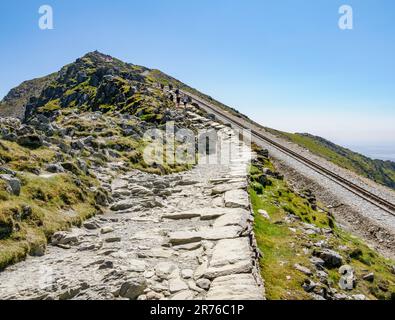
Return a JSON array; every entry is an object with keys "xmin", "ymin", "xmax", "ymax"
[{"xmin": 180, "ymin": 90, "xmax": 395, "ymax": 217}]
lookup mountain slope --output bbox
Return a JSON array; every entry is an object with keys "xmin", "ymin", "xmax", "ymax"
[
  {"xmin": 0, "ymin": 51, "xmax": 194, "ymax": 269},
  {"xmin": 1, "ymin": 51, "xmax": 395, "ymax": 191},
  {"xmin": 0, "ymin": 52, "xmax": 394, "ymax": 300},
  {"xmin": 276, "ymin": 132, "xmax": 395, "ymax": 190},
  {"xmin": 127, "ymin": 68, "xmax": 395, "ymax": 191},
  {"xmin": 0, "ymin": 73, "xmax": 57, "ymax": 118}
]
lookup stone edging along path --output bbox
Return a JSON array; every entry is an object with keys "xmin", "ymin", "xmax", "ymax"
[{"xmin": 0, "ymin": 118, "xmax": 265, "ymax": 300}]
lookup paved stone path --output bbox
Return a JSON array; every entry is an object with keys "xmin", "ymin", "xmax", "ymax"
[{"xmin": 0, "ymin": 114, "xmax": 264, "ymax": 300}]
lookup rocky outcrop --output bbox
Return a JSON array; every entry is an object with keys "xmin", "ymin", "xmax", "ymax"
[{"xmin": 0, "ymin": 111, "xmax": 264, "ymax": 300}]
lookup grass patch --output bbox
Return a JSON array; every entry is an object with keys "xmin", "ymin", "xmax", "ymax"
[
  {"xmin": 250, "ymin": 157, "xmax": 395, "ymax": 300},
  {"xmin": 280, "ymin": 132, "xmax": 395, "ymax": 190},
  {"xmin": 0, "ymin": 173, "xmax": 97, "ymax": 270}
]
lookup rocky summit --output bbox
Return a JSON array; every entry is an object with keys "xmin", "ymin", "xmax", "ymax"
[{"xmin": 0, "ymin": 52, "xmax": 394, "ymax": 301}]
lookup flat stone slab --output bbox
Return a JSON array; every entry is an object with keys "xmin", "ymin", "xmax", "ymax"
[
  {"xmin": 199, "ymin": 226, "xmax": 242, "ymax": 241},
  {"xmin": 169, "ymin": 225, "xmax": 242, "ymax": 245},
  {"xmin": 204, "ymin": 238, "xmax": 252, "ymax": 278},
  {"xmin": 211, "ymin": 182, "xmax": 247, "ymax": 195},
  {"xmin": 206, "ymin": 274, "xmax": 264, "ymax": 300},
  {"xmin": 210, "ymin": 238, "xmax": 251, "ymax": 266},
  {"xmin": 110, "ymin": 200, "xmax": 135, "ymax": 211},
  {"xmin": 138, "ymin": 248, "xmax": 174, "ymax": 259},
  {"xmin": 213, "ymin": 209, "xmax": 250, "ymax": 229},
  {"xmin": 162, "ymin": 212, "xmax": 201, "ymax": 220},
  {"xmin": 164, "ymin": 207, "xmax": 244, "ymax": 221},
  {"xmin": 168, "ymin": 231, "xmax": 202, "ymax": 245},
  {"xmin": 127, "ymin": 259, "xmax": 147, "ymax": 272},
  {"xmin": 224, "ymin": 190, "xmax": 249, "ymax": 209},
  {"xmin": 204, "ymin": 261, "xmax": 252, "ymax": 279},
  {"xmin": 199, "ymin": 208, "xmax": 231, "ymax": 220}
]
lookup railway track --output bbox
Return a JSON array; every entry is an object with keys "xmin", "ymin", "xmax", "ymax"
[{"xmin": 180, "ymin": 90, "xmax": 395, "ymax": 217}]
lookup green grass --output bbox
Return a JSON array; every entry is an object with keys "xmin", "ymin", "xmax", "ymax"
[
  {"xmin": 38, "ymin": 99, "xmax": 61, "ymax": 112},
  {"xmin": 278, "ymin": 132, "xmax": 395, "ymax": 190},
  {"xmin": 250, "ymin": 154, "xmax": 395, "ymax": 300},
  {"xmin": 0, "ymin": 140, "xmax": 56, "ymax": 173},
  {"xmin": 0, "ymin": 173, "xmax": 97, "ymax": 270},
  {"xmin": 0, "ymin": 140, "xmax": 98, "ymax": 270}
]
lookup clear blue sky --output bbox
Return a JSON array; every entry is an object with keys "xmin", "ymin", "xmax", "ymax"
[{"xmin": 0, "ymin": 0, "xmax": 394, "ymax": 157}]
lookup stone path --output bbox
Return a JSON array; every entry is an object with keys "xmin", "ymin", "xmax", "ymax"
[{"xmin": 0, "ymin": 115, "xmax": 264, "ymax": 300}]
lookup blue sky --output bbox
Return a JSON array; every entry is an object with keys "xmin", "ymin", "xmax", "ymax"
[{"xmin": 0, "ymin": 0, "xmax": 394, "ymax": 157}]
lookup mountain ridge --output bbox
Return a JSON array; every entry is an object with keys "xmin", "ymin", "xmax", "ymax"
[{"xmin": 1, "ymin": 51, "xmax": 394, "ymax": 190}]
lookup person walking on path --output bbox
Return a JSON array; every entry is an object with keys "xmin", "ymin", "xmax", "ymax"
[{"xmin": 182, "ymin": 96, "xmax": 189, "ymax": 109}]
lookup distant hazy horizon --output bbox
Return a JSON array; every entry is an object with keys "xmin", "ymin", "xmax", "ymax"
[{"xmin": 348, "ymin": 145, "xmax": 395, "ymax": 162}]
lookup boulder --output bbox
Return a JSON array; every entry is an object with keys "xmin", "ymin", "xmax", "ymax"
[
  {"xmin": 110, "ymin": 200, "xmax": 134, "ymax": 211},
  {"xmin": 16, "ymin": 134, "xmax": 43, "ymax": 149},
  {"xmin": 45, "ymin": 164, "xmax": 65, "ymax": 173},
  {"xmin": 83, "ymin": 220, "xmax": 100, "ymax": 230},
  {"xmin": 51, "ymin": 232, "xmax": 79, "ymax": 246},
  {"xmin": 101, "ymin": 226, "xmax": 114, "ymax": 234},
  {"xmin": 314, "ymin": 249, "xmax": 343, "ymax": 268},
  {"xmin": 61, "ymin": 162, "xmax": 81, "ymax": 175},
  {"xmin": 94, "ymin": 189, "xmax": 110, "ymax": 206},
  {"xmin": 162, "ymin": 212, "xmax": 201, "ymax": 220},
  {"xmin": 0, "ymin": 219, "xmax": 14, "ymax": 240},
  {"xmin": 0, "ymin": 174, "xmax": 21, "ymax": 196},
  {"xmin": 128, "ymin": 259, "xmax": 147, "ymax": 273},
  {"xmin": 302, "ymin": 279, "xmax": 318, "ymax": 292},
  {"xmin": 362, "ymin": 272, "xmax": 374, "ymax": 282},
  {"xmin": 211, "ymin": 182, "xmax": 247, "ymax": 195},
  {"xmin": 119, "ymin": 277, "xmax": 147, "ymax": 300},
  {"xmin": 104, "ymin": 237, "xmax": 121, "ymax": 243},
  {"xmin": 196, "ymin": 279, "xmax": 211, "ymax": 290},
  {"xmin": 310, "ymin": 256, "xmax": 325, "ymax": 269},
  {"xmin": 30, "ymin": 243, "xmax": 46, "ymax": 257}
]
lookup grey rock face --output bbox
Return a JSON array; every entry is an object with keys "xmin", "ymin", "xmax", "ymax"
[
  {"xmin": 0, "ymin": 174, "xmax": 21, "ymax": 195},
  {"xmin": 16, "ymin": 134, "xmax": 43, "ymax": 149},
  {"xmin": 119, "ymin": 277, "xmax": 147, "ymax": 300},
  {"xmin": 46, "ymin": 164, "xmax": 65, "ymax": 173},
  {"xmin": 314, "ymin": 249, "xmax": 343, "ymax": 268}
]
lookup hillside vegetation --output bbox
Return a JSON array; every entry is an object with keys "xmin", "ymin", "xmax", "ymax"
[
  {"xmin": 278, "ymin": 132, "xmax": 395, "ymax": 190},
  {"xmin": 250, "ymin": 144, "xmax": 395, "ymax": 300},
  {"xmin": 0, "ymin": 51, "xmax": 193, "ymax": 269},
  {"xmin": 1, "ymin": 52, "xmax": 393, "ymax": 190}
]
